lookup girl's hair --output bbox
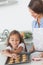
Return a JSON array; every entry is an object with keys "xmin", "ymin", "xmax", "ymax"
[
  {"xmin": 28, "ymin": 0, "xmax": 43, "ymax": 14},
  {"xmin": 7, "ymin": 30, "xmax": 27, "ymax": 52}
]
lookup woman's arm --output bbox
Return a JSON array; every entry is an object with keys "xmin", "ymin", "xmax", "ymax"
[{"xmin": 29, "ymin": 45, "xmax": 35, "ymax": 53}]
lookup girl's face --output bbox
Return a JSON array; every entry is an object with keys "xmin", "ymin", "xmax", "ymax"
[
  {"xmin": 9, "ymin": 34, "xmax": 20, "ymax": 49},
  {"xmin": 29, "ymin": 9, "xmax": 39, "ymax": 19}
]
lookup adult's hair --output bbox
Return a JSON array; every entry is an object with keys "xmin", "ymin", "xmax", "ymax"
[{"xmin": 28, "ymin": 0, "xmax": 43, "ymax": 14}]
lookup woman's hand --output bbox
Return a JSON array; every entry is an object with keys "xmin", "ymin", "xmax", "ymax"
[
  {"xmin": 39, "ymin": 52, "xmax": 43, "ymax": 57},
  {"xmin": 29, "ymin": 45, "xmax": 35, "ymax": 53}
]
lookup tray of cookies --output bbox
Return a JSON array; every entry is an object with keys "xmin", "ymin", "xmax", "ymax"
[{"xmin": 5, "ymin": 52, "xmax": 31, "ymax": 65}]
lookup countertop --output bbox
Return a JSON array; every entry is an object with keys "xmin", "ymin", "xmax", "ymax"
[
  {"xmin": 0, "ymin": 54, "xmax": 43, "ymax": 65},
  {"xmin": 0, "ymin": 44, "xmax": 43, "ymax": 65}
]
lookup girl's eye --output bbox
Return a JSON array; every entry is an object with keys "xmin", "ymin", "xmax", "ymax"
[
  {"xmin": 16, "ymin": 40, "xmax": 19, "ymax": 41},
  {"xmin": 11, "ymin": 39, "xmax": 19, "ymax": 41},
  {"xmin": 11, "ymin": 39, "xmax": 14, "ymax": 41}
]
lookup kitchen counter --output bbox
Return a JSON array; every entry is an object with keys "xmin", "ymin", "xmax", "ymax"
[
  {"xmin": 0, "ymin": 54, "xmax": 43, "ymax": 65},
  {"xmin": 0, "ymin": 52, "xmax": 43, "ymax": 65},
  {"xmin": 0, "ymin": 44, "xmax": 43, "ymax": 65}
]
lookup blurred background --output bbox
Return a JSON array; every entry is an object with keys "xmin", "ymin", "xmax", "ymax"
[{"xmin": 0, "ymin": 0, "xmax": 34, "ymax": 32}]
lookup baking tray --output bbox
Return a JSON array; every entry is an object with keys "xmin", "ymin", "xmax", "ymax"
[
  {"xmin": 5, "ymin": 52, "xmax": 31, "ymax": 65},
  {"xmin": 5, "ymin": 51, "xmax": 43, "ymax": 65}
]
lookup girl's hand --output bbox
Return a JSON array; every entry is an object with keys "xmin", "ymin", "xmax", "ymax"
[
  {"xmin": 1, "ymin": 50, "xmax": 7, "ymax": 54},
  {"xmin": 11, "ymin": 53, "xmax": 19, "ymax": 59},
  {"xmin": 1, "ymin": 50, "xmax": 12, "ymax": 57}
]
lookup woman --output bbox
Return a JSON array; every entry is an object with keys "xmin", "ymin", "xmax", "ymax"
[
  {"xmin": 28, "ymin": 0, "xmax": 43, "ymax": 61},
  {"xmin": 28, "ymin": 0, "xmax": 43, "ymax": 28}
]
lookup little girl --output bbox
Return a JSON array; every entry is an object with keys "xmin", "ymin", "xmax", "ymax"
[{"xmin": 1, "ymin": 30, "xmax": 27, "ymax": 60}]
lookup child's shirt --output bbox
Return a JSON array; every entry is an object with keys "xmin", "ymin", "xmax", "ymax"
[{"xmin": 6, "ymin": 43, "xmax": 25, "ymax": 52}]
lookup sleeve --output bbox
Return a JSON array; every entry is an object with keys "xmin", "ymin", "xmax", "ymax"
[
  {"xmin": 40, "ymin": 18, "xmax": 43, "ymax": 28},
  {"xmin": 32, "ymin": 20, "xmax": 36, "ymax": 28},
  {"xmin": 18, "ymin": 43, "xmax": 25, "ymax": 50},
  {"xmin": 5, "ymin": 46, "xmax": 12, "ymax": 51},
  {"xmin": 32, "ymin": 21, "xmax": 35, "ymax": 28}
]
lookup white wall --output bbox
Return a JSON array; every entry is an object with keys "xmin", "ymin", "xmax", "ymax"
[{"xmin": 0, "ymin": 0, "xmax": 34, "ymax": 32}]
